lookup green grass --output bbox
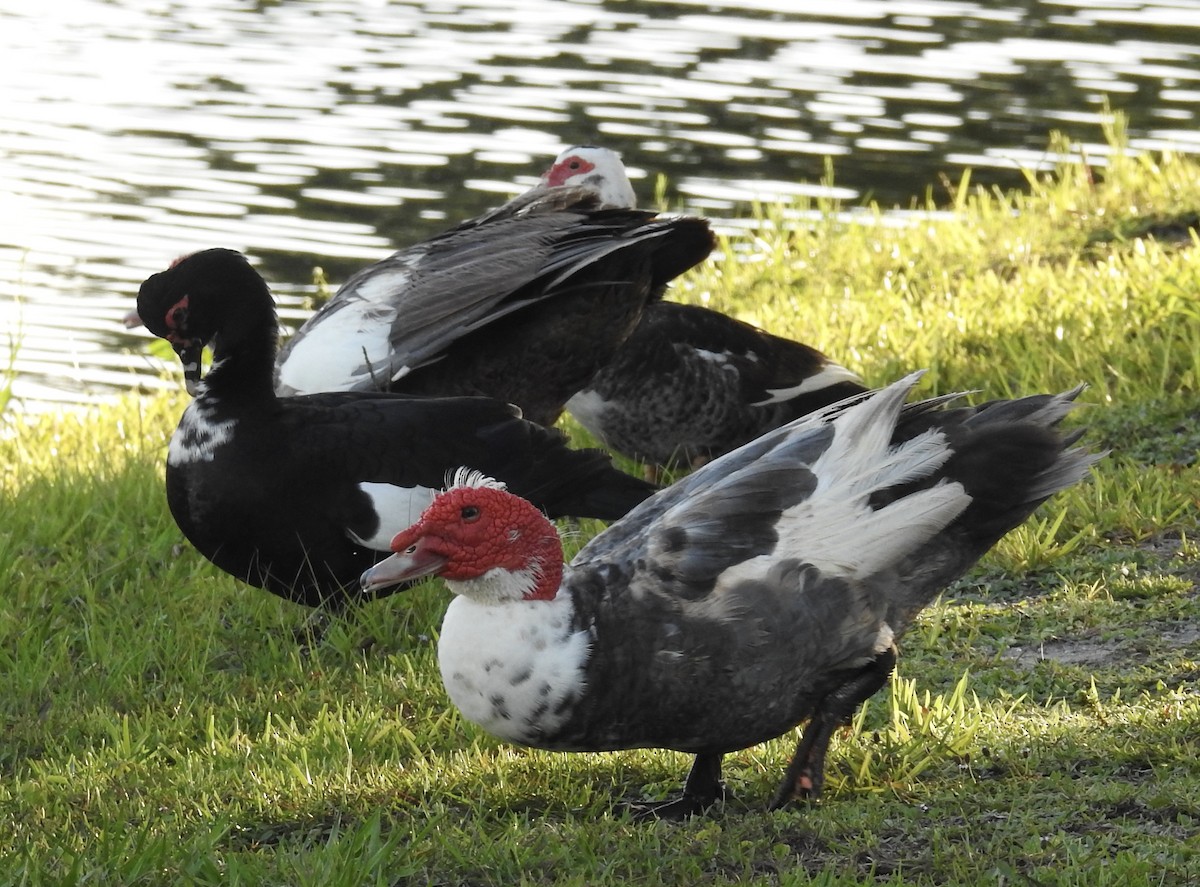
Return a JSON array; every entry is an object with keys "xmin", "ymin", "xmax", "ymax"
[{"xmin": 2, "ymin": 124, "xmax": 1199, "ymax": 885}]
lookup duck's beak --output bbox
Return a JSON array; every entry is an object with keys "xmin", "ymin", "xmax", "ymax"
[{"xmin": 361, "ymin": 539, "xmax": 448, "ymax": 595}]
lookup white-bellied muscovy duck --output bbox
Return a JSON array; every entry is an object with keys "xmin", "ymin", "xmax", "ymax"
[
  {"xmin": 136, "ymin": 248, "xmax": 658, "ymax": 610},
  {"xmin": 274, "ymin": 146, "xmax": 713, "ymax": 427},
  {"xmin": 361, "ymin": 373, "xmax": 1100, "ymax": 817},
  {"xmin": 567, "ymin": 300, "xmax": 868, "ymax": 470}
]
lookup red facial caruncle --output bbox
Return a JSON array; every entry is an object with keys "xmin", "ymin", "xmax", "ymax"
[
  {"xmin": 389, "ymin": 485, "xmax": 563, "ymax": 599},
  {"xmin": 543, "ymin": 154, "xmax": 595, "ymax": 187},
  {"xmin": 164, "ymin": 294, "xmax": 190, "ymax": 344}
]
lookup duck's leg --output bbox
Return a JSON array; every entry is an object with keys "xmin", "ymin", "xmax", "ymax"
[
  {"xmin": 627, "ymin": 752, "xmax": 726, "ymax": 820},
  {"xmin": 769, "ymin": 647, "xmax": 897, "ymax": 809}
]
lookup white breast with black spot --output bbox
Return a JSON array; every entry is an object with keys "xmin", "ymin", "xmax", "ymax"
[{"xmin": 437, "ymin": 588, "xmax": 590, "ymax": 745}]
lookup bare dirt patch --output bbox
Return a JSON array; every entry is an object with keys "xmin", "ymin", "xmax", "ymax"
[
  {"xmin": 1003, "ymin": 619, "xmax": 1200, "ymax": 670},
  {"xmin": 1003, "ymin": 636, "xmax": 1126, "ymax": 669}
]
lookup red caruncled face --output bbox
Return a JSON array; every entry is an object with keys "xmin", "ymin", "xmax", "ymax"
[
  {"xmin": 544, "ymin": 153, "xmax": 595, "ymax": 187},
  {"xmin": 390, "ymin": 486, "xmax": 553, "ymax": 583}
]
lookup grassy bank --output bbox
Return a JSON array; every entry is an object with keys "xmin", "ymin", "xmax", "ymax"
[{"xmin": 2, "ymin": 129, "xmax": 1198, "ymax": 885}]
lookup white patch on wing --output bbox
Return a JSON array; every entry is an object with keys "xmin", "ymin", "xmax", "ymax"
[
  {"xmin": 167, "ymin": 401, "xmax": 236, "ymax": 465},
  {"xmin": 752, "ymin": 362, "xmax": 862, "ymax": 406},
  {"xmin": 348, "ymin": 482, "xmax": 436, "ymax": 550},
  {"xmin": 353, "ymin": 264, "xmax": 415, "ymax": 303},
  {"xmin": 438, "ymin": 588, "xmax": 590, "ymax": 745},
  {"xmin": 718, "ymin": 480, "xmax": 969, "ymax": 591},
  {"xmin": 693, "ymin": 348, "xmax": 731, "ymax": 366},
  {"xmin": 713, "ymin": 373, "xmax": 971, "ymax": 586},
  {"xmin": 276, "ymin": 270, "xmax": 413, "ymax": 395}
]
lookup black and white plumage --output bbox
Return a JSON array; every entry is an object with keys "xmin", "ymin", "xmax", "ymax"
[
  {"xmin": 361, "ymin": 373, "xmax": 1100, "ymax": 816},
  {"xmin": 540, "ymin": 148, "xmax": 870, "ymax": 468},
  {"xmin": 567, "ymin": 300, "xmax": 868, "ymax": 468},
  {"xmin": 275, "ymin": 146, "xmax": 713, "ymax": 427},
  {"xmin": 136, "ymin": 248, "xmax": 657, "ymax": 609}
]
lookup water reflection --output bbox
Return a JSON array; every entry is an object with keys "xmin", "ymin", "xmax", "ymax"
[{"xmin": 1, "ymin": 0, "xmax": 1198, "ymax": 409}]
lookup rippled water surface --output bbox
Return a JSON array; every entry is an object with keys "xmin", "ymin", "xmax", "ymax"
[{"xmin": 2, "ymin": 0, "xmax": 1199, "ymax": 408}]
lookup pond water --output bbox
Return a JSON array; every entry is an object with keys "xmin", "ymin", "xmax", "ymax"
[{"xmin": 2, "ymin": 0, "xmax": 1198, "ymax": 410}]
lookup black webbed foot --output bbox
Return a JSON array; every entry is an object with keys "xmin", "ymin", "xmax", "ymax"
[
  {"xmin": 623, "ymin": 787, "xmax": 727, "ymax": 821},
  {"xmin": 622, "ymin": 752, "xmax": 726, "ymax": 821}
]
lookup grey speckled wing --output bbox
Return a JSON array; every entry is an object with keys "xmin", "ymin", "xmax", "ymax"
[
  {"xmin": 280, "ymin": 189, "xmax": 621, "ymax": 391},
  {"xmin": 573, "ymin": 408, "xmax": 841, "ymax": 584}
]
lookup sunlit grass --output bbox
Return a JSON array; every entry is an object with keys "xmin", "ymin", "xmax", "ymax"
[
  {"xmin": 2, "ymin": 124, "xmax": 1199, "ymax": 884},
  {"xmin": 0, "ymin": 311, "xmax": 21, "ymax": 420}
]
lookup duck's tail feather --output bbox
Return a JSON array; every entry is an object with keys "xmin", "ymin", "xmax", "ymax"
[{"xmin": 879, "ymin": 384, "xmax": 1103, "ymax": 628}]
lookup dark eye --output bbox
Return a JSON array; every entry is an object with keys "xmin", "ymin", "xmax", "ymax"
[
  {"xmin": 568, "ymin": 160, "xmax": 581, "ymax": 170},
  {"xmin": 461, "ymin": 505, "xmax": 480, "ymax": 522},
  {"xmin": 167, "ymin": 304, "xmax": 189, "ymax": 331}
]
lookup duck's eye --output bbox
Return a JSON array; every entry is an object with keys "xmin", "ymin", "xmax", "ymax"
[
  {"xmin": 568, "ymin": 159, "xmax": 581, "ymax": 170},
  {"xmin": 461, "ymin": 505, "xmax": 480, "ymax": 522},
  {"xmin": 404, "ymin": 543, "xmax": 418, "ymax": 554},
  {"xmin": 167, "ymin": 303, "xmax": 189, "ymax": 332}
]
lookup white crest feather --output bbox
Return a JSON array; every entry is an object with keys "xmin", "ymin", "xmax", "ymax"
[{"xmin": 445, "ymin": 467, "xmax": 508, "ymax": 492}]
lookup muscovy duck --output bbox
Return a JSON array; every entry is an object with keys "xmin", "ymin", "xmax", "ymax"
[
  {"xmin": 542, "ymin": 149, "xmax": 869, "ymax": 469},
  {"xmin": 137, "ymin": 248, "xmax": 657, "ymax": 609},
  {"xmin": 275, "ymin": 147, "xmax": 713, "ymax": 427},
  {"xmin": 362, "ymin": 373, "xmax": 1100, "ymax": 816},
  {"xmin": 567, "ymin": 300, "xmax": 867, "ymax": 469}
]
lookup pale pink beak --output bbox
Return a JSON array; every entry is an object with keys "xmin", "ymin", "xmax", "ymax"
[{"xmin": 360, "ymin": 538, "xmax": 448, "ymax": 594}]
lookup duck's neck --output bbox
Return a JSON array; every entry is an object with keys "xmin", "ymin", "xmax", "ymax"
[
  {"xmin": 201, "ymin": 313, "xmax": 281, "ymax": 403},
  {"xmin": 514, "ymin": 523, "xmax": 566, "ymax": 601}
]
